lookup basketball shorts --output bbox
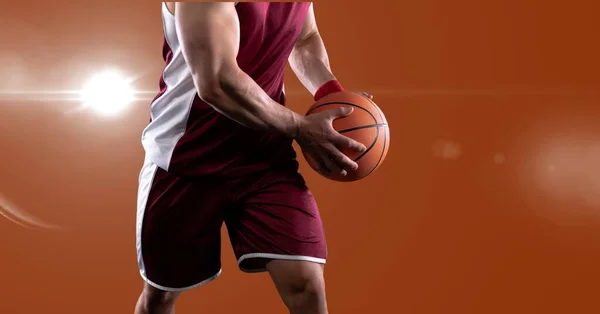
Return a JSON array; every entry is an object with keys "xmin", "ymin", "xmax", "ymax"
[{"xmin": 135, "ymin": 158, "xmax": 327, "ymax": 291}]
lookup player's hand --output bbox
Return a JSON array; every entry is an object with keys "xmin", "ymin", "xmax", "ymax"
[{"xmin": 296, "ymin": 107, "xmax": 367, "ymax": 177}]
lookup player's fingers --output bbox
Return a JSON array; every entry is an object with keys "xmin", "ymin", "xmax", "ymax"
[
  {"xmin": 322, "ymin": 153, "xmax": 347, "ymax": 176},
  {"xmin": 312, "ymin": 152, "xmax": 335, "ymax": 176},
  {"xmin": 327, "ymin": 106, "xmax": 354, "ymax": 119},
  {"xmin": 357, "ymin": 91, "xmax": 373, "ymax": 99},
  {"xmin": 331, "ymin": 133, "xmax": 366, "ymax": 153},
  {"xmin": 325, "ymin": 144, "xmax": 358, "ymax": 171}
]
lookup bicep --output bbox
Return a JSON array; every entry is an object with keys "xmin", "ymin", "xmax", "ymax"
[
  {"xmin": 296, "ymin": 3, "xmax": 318, "ymax": 43},
  {"xmin": 174, "ymin": 2, "xmax": 240, "ymax": 80}
]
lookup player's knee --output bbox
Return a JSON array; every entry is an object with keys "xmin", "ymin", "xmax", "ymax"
[
  {"xmin": 283, "ymin": 271, "xmax": 326, "ymax": 311},
  {"xmin": 139, "ymin": 284, "xmax": 179, "ymax": 312}
]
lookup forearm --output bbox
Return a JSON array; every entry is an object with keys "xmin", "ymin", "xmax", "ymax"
[
  {"xmin": 195, "ymin": 66, "xmax": 302, "ymax": 138},
  {"xmin": 289, "ymin": 32, "xmax": 337, "ymax": 96}
]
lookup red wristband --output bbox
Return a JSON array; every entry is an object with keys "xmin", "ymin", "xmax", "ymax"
[{"xmin": 314, "ymin": 80, "xmax": 344, "ymax": 101}]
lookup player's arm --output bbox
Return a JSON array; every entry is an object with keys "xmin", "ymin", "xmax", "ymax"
[
  {"xmin": 174, "ymin": 2, "xmax": 302, "ymax": 137},
  {"xmin": 175, "ymin": 2, "xmax": 364, "ymax": 176},
  {"xmin": 289, "ymin": 3, "xmax": 342, "ymax": 99}
]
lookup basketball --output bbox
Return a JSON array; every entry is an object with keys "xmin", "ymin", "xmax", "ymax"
[{"xmin": 302, "ymin": 91, "xmax": 390, "ymax": 182}]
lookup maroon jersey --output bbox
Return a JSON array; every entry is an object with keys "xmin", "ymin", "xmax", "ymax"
[{"xmin": 141, "ymin": 2, "xmax": 311, "ymax": 177}]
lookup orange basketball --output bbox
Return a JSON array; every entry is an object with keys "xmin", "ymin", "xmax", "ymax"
[{"xmin": 302, "ymin": 91, "xmax": 390, "ymax": 182}]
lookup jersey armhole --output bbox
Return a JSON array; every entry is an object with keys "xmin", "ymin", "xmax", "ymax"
[{"xmin": 165, "ymin": 2, "xmax": 237, "ymax": 15}]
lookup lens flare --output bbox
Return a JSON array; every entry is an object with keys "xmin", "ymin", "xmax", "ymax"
[{"xmin": 0, "ymin": 193, "xmax": 60, "ymax": 230}]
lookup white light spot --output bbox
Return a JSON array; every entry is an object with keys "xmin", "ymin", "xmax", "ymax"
[
  {"xmin": 431, "ymin": 139, "xmax": 462, "ymax": 160},
  {"xmin": 80, "ymin": 70, "xmax": 135, "ymax": 116},
  {"xmin": 493, "ymin": 153, "xmax": 506, "ymax": 164}
]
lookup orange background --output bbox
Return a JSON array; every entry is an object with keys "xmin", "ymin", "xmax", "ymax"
[{"xmin": 1, "ymin": 1, "xmax": 600, "ymax": 313}]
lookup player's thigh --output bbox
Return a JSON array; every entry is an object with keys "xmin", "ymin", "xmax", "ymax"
[
  {"xmin": 137, "ymin": 162, "xmax": 227, "ymax": 290},
  {"xmin": 267, "ymin": 259, "xmax": 325, "ymax": 292},
  {"xmin": 226, "ymin": 170, "xmax": 327, "ymax": 272}
]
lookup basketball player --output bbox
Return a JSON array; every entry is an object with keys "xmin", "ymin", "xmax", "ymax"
[{"xmin": 135, "ymin": 2, "xmax": 368, "ymax": 314}]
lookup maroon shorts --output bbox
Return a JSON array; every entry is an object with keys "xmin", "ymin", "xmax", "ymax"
[{"xmin": 135, "ymin": 159, "xmax": 327, "ymax": 291}]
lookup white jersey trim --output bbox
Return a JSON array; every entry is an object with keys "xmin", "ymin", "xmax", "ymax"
[{"xmin": 141, "ymin": 3, "xmax": 197, "ymax": 171}]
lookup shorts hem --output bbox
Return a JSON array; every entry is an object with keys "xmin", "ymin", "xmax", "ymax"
[
  {"xmin": 140, "ymin": 269, "xmax": 222, "ymax": 292},
  {"xmin": 237, "ymin": 253, "xmax": 326, "ymax": 273}
]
